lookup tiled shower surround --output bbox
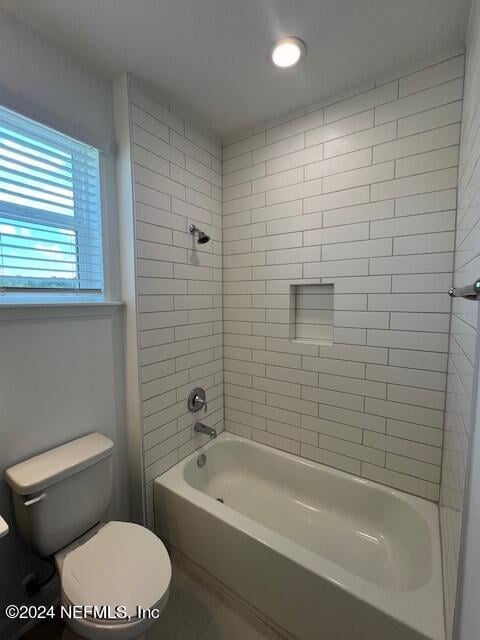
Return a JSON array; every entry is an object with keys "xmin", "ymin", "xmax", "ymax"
[
  {"xmin": 121, "ymin": 78, "xmax": 224, "ymax": 525},
  {"xmin": 222, "ymin": 51, "xmax": 464, "ymax": 502},
  {"xmin": 122, "ymin": 53, "xmax": 468, "ymax": 607},
  {"xmin": 119, "ymin": 51, "xmax": 471, "ymax": 639}
]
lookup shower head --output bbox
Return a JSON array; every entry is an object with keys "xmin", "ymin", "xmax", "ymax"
[
  {"xmin": 197, "ymin": 231, "xmax": 210, "ymax": 244},
  {"xmin": 189, "ymin": 224, "xmax": 210, "ymax": 245}
]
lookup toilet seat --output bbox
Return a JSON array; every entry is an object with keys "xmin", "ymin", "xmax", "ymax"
[{"xmin": 59, "ymin": 521, "xmax": 171, "ymax": 639}]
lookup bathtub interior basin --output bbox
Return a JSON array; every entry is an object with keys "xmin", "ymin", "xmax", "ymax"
[
  {"xmin": 155, "ymin": 433, "xmax": 444, "ymax": 640},
  {"xmin": 184, "ymin": 438, "xmax": 431, "ymax": 592}
]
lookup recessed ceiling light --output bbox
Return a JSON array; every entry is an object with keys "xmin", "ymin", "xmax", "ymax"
[{"xmin": 270, "ymin": 37, "xmax": 306, "ymax": 69}]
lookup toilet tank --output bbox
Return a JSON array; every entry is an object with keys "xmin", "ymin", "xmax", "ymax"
[{"xmin": 5, "ymin": 433, "xmax": 114, "ymax": 557}]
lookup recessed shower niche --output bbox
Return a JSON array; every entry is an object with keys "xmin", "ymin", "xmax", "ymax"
[{"xmin": 290, "ymin": 283, "xmax": 334, "ymax": 345}]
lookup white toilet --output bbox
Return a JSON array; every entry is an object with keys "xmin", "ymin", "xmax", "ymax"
[{"xmin": 5, "ymin": 433, "xmax": 171, "ymax": 640}]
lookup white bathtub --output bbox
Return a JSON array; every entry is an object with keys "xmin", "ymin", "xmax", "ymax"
[{"xmin": 154, "ymin": 433, "xmax": 444, "ymax": 640}]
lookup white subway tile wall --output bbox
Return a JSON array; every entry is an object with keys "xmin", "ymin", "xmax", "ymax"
[
  {"xmin": 129, "ymin": 79, "xmax": 224, "ymax": 525},
  {"xmin": 222, "ymin": 53, "xmax": 464, "ymax": 503},
  {"xmin": 441, "ymin": 7, "xmax": 480, "ymax": 638}
]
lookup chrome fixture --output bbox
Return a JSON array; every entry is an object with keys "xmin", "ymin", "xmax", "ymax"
[
  {"xmin": 194, "ymin": 422, "xmax": 217, "ymax": 439},
  {"xmin": 188, "ymin": 387, "xmax": 207, "ymax": 413},
  {"xmin": 189, "ymin": 224, "xmax": 210, "ymax": 244},
  {"xmin": 197, "ymin": 453, "xmax": 207, "ymax": 468},
  {"xmin": 448, "ymin": 279, "xmax": 480, "ymax": 300}
]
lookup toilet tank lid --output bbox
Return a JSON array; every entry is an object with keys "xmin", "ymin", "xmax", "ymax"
[{"xmin": 5, "ymin": 433, "xmax": 113, "ymax": 495}]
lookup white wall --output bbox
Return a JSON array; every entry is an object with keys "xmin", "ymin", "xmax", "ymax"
[
  {"xmin": 0, "ymin": 8, "xmax": 113, "ymax": 151},
  {"xmin": 0, "ymin": 11, "xmax": 128, "ymax": 639},
  {"xmin": 114, "ymin": 76, "xmax": 224, "ymax": 528},
  {"xmin": 442, "ymin": 0, "xmax": 480, "ymax": 637},
  {"xmin": 222, "ymin": 52, "xmax": 464, "ymax": 502}
]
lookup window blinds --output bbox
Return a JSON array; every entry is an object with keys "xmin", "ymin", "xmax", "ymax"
[{"xmin": 0, "ymin": 104, "xmax": 104, "ymax": 292}]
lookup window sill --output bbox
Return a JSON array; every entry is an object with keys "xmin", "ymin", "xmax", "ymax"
[{"xmin": 0, "ymin": 301, "xmax": 124, "ymax": 321}]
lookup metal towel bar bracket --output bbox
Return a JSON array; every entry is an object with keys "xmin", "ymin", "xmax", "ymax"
[{"xmin": 448, "ymin": 279, "xmax": 480, "ymax": 300}]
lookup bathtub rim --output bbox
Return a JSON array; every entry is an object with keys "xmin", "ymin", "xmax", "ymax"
[{"xmin": 154, "ymin": 432, "xmax": 444, "ymax": 640}]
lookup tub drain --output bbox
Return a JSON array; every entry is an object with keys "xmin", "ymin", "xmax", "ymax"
[{"xmin": 216, "ymin": 497, "xmax": 224, "ymax": 503}]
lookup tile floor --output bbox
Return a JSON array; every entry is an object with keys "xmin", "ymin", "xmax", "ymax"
[{"xmin": 21, "ymin": 559, "xmax": 285, "ymax": 640}]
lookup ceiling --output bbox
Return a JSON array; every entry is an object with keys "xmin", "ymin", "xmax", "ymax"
[{"xmin": 0, "ymin": 0, "xmax": 471, "ymax": 138}]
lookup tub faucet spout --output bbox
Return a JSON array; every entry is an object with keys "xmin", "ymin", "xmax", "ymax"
[{"xmin": 194, "ymin": 422, "xmax": 217, "ymax": 440}]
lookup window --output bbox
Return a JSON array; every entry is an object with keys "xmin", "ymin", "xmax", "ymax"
[{"xmin": 0, "ymin": 104, "xmax": 104, "ymax": 297}]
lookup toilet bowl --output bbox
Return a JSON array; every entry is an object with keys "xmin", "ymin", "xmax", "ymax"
[
  {"xmin": 5, "ymin": 434, "xmax": 172, "ymax": 640},
  {"xmin": 56, "ymin": 521, "xmax": 171, "ymax": 640}
]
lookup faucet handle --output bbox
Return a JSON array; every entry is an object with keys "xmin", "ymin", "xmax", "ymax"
[{"xmin": 188, "ymin": 387, "xmax": 207, "ymax": 413}]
